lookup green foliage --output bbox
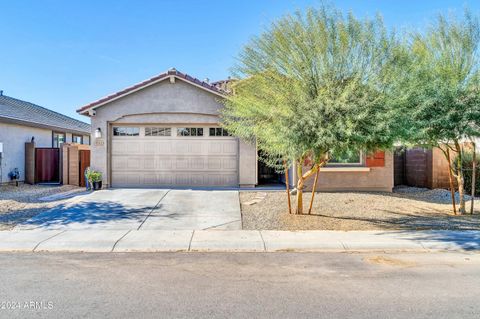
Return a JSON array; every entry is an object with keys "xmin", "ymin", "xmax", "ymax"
[
  {"xmin": 86, "ymin": 168, "xmax": 102, "ymax": 183},
  {"xmin": 390, "ymin": 10, "xmax": 480, "ymax": 146},
  {"xmin": 329, "ymin": 149, "xmax": 361, "ymax": 164},
  {"xmin": 387, "ymin": 10, "xmax": 480, "ymax": 213},
  {"xmin": 221, "ymin": 5, "xmax": 398, "ymax": 170},
  {"xmin": 454, "ymin": 151, "xmax": 480, "ymax": 196}
]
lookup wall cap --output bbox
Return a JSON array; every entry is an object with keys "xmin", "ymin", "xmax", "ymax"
[{"xmin": 320, "ymin": 167, "xmax": 371, "ymax": 172}]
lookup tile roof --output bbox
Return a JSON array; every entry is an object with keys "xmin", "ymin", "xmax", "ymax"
[
  {"xmin": 0, "ymin": 94, "xmax": 90, "ymax": 134},
  {"xmin": 77, "ymin": 68, "xmax": 228, "ymax": 114}
]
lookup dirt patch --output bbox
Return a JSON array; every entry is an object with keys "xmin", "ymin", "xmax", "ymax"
[
  {"xmin": 364, "ymin": 256, "xmax": 417, "ymax": 267},
  {"xmin": 0, "ymin": 184, "xmax": 84, "ymax": 230},
  {"xmin": 240, "ymin": 187, "xmax": 480, "ymax": 231}
]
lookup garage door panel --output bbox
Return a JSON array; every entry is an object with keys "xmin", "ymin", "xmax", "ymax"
[
  {"xmin": 127, "ymin": 157, "xmax": 142, "ymax": 169},
  {"xmin": 144, "ymin": 143, "xmax": 156, "ymax": 154},
  {"xmin": 144, "ymin": 159, "xmax": 155, "ymax": 169},
  {"xmin": 175, "ymin": 158, "xmax": 189, "ymax": 170},
  {"xmin": 208, "ymin": 158, "xmax": 222, "ymax": 170},
  {"xmin": 112, "ymin": 157, "xmax": 127, "ymax": 170},
  {"xmin": 208, "ymin": 143, "xmax": 222, "ymax": 154},
  {"xmin": 112, "ymin": 141, "xmax": 129, "ymax": 155},
  {"xmin": 222, "ymin": 142, "xmax": 237, "ymax": 154},
  {"xmin": 111, "ymin": 129, "xmax": 239, "ymax": 187},
  {"xmin": 190, "ymin": 143, "xmax": 202, "ymax": 154},
  {"xmin": 157, "ymin": 158, "xmax": 174, "ymax": 169},
  {"xmin": 113, "ymin": 173, "xmax": 141, "ymax": 186},
  {"xmin": 223, "ymin": 158, "xmax": 237, "ymax": 170},
  {"xmin": 158, "ymin": 141, "xmax": 173, "ymax": 154},
  {"xmin": 191, "ymin": 158, "xmax": 205, "ymax": 169}
]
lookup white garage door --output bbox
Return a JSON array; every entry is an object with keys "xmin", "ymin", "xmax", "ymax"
[{"xmin": 111, "ymin": 126, "xmax": 239, "ymax": 187}]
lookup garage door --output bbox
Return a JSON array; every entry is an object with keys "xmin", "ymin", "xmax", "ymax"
[{"xmin": 111, "ymin": 126, "xmax": 239, "ymax": 187}]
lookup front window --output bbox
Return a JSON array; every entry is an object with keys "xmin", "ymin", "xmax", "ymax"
[
  {"xmin": 52, "ymin": 132, "xmax": 65, "ymax": 148},
  {"xmin": 209, "ymin": 128, "xmax": 230, "ymax": 136},
  {"xmin": 72, "ymin": 135, "xmax": 83, "ymax": 144},
  {"xmin": 177, "ymin": 127, "xmax": 203, "ymax": 137},
  {"xmin": 329, "ymin": 149, "xmax": 362, "ymax": 165},
  {"xmin": 113, "ymin": 127, "xmax": 140, "ymax": 136}
]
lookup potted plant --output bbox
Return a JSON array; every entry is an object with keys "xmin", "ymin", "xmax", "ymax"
[{"xmin": 86, "ymin": 168, "xmax": 103, "ymax": 191}]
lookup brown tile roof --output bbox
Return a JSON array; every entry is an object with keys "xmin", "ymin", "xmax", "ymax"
[{"xmin": 77, "ymin": 68, "xmax": 227, "ymax": 114}]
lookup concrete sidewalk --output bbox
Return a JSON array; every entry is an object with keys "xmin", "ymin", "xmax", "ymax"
[{"xmin": 0, "ymin": 229, "xmax": 478, "ymax": 253}]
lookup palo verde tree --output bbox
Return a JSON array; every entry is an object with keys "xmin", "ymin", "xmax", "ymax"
[
  {"xmin": 391, "ymin": 11, "xmax": 480, "ymax": 214},
  {"xmin": 222, "ymin": 6, "xmax": 397, "ymax": 214}
]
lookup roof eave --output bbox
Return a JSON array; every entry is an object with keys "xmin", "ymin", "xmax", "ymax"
[
  {"xmin": 76, "ymin": 74, "xmax": 227, "ymax": 116},
  {"xmin": 0, "ymin": 116, "xmax": 90, "ymax": 135}
]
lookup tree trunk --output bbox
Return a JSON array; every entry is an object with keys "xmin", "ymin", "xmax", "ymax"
[
  {"xmin": 284, "ymin": 160, "xmax": 292, "ymax": 214},
  {"xmin": 454, "ymin": 141, "xmax": 466, "ymax": 214},
  {"xmin": 295, "ymin": 160, "xmax": 320, "ymax": 215},
  {"xmin": 456, "ymin": 174, "xmax": 466, "ymax": 214},
  {"xmin": 308, "ymin": 167, "xmax": 320, "ymax": 215},
  {"xmin": 471, "ymin": 142, "xmax": 476, "ymax": 215},
  {"xmin": 296, "ymin": 163, "xmax": 304, "ymax": 215},
  {"xmin": 446, "ymin": 148, "xmax": 457, "ymax": 215}
]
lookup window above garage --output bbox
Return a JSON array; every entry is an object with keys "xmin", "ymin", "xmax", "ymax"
[
  {"xmin": 113, "ymin": 127, "xmax": 140, "ymax": 136},
  {"xmin": 209, "ymin": 128, "xmax": 230, "ymax": 136},
  {"xmin": 177, "ymin": 127, "xmax": 204, "ymax": 137},
  {"xmin": 145, "ymin": 127, "xmax": 171, "ymax": 136}
]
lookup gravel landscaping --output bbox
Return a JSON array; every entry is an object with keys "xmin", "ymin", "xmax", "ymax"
[
  {"xmin": 241, "ymin": 186, "xmax": 480, "ymax": 231},
  {"xmin": 0, "ymin": 184, "xmax": 85, "ymax": 230}
]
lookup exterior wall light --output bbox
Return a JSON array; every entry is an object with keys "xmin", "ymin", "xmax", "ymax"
[{"xmin": 95, "ymin": 128, "xmax": 102, "ymax": 138}]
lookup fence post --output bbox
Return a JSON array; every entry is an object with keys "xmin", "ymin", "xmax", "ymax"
[{"xmin": 24, "ymin": 142, "xmax": 35, "ymax": 184}]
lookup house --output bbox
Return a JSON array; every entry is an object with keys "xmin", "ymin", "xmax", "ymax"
[
  {"xmin": 0, "ymin": 92, "xmax": 90, "ymax": 183},
  {"xmin": 77, "ymin": 68, "xmax": 393, "ymax": 191}
]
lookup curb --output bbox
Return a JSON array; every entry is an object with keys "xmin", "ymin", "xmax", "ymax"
[{"xmin": 0, "ymin": 229, "xmax": 478, "ymax": 253}]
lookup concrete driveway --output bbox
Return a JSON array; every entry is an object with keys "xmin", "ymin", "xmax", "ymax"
[{"xmin": 16, "ymin": 189, "xmax": 241, "ymax": 230}]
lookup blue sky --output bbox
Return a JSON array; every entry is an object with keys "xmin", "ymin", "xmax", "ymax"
[{"xmin": 1, "ymin": 0, "xmax": 479, "ymax": 122}]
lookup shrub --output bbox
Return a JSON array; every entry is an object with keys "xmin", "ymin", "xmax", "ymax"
[{"xmin": 85, "ymin": 168, "xmax": 102, "ymax": 183}]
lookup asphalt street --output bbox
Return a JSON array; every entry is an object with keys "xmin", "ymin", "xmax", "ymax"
[{"xmin": 0, "ymin": 252, "xmax": 478, "ymax": 318}]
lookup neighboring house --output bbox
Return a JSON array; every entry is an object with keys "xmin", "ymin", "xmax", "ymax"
[
  {"xmin": 77, "ymin": 68, "xmax": 393, "ymax": 191},
  {"xmin": 0, "ymin": 92, "xmax": 90, "ymax": 183}
]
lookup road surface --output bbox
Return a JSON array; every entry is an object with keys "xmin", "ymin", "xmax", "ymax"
[{"xmin": 0, "ymin": 252, "xmax": 478, "ymax": 318}]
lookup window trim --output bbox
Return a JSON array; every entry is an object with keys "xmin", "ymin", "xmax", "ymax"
[
  {"xmin": 72, "ymin": 134, "xmax": 83, "ymax": 144},
  {"xmin": 52, "ymin": 131, "xmax": 66, "ymax": 148}
]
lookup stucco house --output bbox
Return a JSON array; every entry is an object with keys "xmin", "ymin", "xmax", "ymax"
[
  {"xmin": 0, "ymin": 92, "xmax": 90, "ymax": 183},
  {"xmin": 77, "ymin": 68, "xmax": 393, "ymax": 192}
]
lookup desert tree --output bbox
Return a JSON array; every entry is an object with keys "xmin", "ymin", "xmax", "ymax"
[
  {"xmin": 222, "ymin": 6, "xmax": 398, "ymax": 214},
  {"xmin": 391, "ymin": 11, "xmax": 480, "ymax": 214}
]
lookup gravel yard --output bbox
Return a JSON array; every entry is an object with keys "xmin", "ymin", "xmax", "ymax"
[
  {"xmin": 241, "ymin": 187, "xmax": 480, "ymax": 231},
  {"xmin": 0, "ymin": 184, "xmax": 85, "ymax": 230}
]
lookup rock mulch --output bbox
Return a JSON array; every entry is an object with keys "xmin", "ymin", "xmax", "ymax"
[
  {"xmin": 240, "ymin": 187, "xmax": 480, "ymax": 231},
  {"xmin": 0, "ymin": 184, "xmax": 84, "ymax": 230}
]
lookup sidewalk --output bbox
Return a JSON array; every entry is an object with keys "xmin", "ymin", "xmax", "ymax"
[{"xmin": 0, "ymin": 229, "xmax": 478, "ymax": 253}]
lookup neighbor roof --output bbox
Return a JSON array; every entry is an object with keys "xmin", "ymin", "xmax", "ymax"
[
  {"xmin": 77, "ymin": 68, "xmax": 228, "ymax": 115},
  {"xmin": 0, "ymin": 94, "xmax": 90, "ymax": 134}
]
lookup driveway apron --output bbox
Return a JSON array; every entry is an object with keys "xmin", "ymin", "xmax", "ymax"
[{"xmin": 16, "ymin": 189, "xmax": 241, "ymax": 231}]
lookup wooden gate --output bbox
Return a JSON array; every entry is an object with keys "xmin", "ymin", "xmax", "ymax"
[
  {"xmin": 35, "ymin": 148, "xmax": 60, "ymax": 183},
  {"xmin": 394, "ymin": 147, "xmax": 406, "ymax": 186},
  {"xmin": 79, "ymin": 150, "xmax": 91, "ymax": 187}
]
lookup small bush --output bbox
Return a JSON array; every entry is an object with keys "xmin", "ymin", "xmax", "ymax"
[
  {"xmin": 455, "ymin": 151, "xmax": 480, "ymax": 196},
  {"xmin": 85, "ymin": 168, "xmax": 102, "ymax": 183}
]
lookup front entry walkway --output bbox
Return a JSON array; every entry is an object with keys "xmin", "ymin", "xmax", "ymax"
[{"xmin": 16, "ymin": 189, "xmax": 241, "ymax": 230}]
